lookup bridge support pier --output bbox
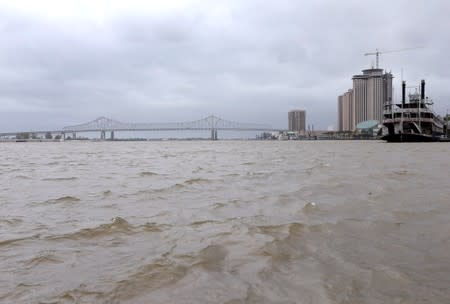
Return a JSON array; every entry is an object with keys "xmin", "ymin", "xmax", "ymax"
[
  {"xmin": 211, "ymin": 129, "xmax": 218, "ymax": 140},
  {"xmin": 100, "ymin": 130, "xmax": 106, "ymax": 140},
  {"xmin": 110, "ymin": 131, "xmax": 114, "ymax": 140},
  {"xmin": 72, "ymin": 132, "xmax": 76, "ymax": 140}
]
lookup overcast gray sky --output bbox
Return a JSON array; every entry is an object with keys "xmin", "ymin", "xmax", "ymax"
[{"xmin": 1, "ymin": 0, "xmax": 449, "ymax": 131}]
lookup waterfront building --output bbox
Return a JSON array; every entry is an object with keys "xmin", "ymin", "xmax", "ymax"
[
  {"xmin": 288, "ymin": 110, "xmax": 306, "ymax": 135},
  {"xmin": 355, "ymin": 120, "xmax": 381, "ymax": 137},
  {"xmin": 338, "ymin": 68, "xmax": 392, "ymax": 131}
]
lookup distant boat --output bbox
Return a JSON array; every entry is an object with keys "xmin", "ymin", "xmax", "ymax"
[{"xmin": 381, "ymin": 79, "xmax": 448, "ymax": 142}]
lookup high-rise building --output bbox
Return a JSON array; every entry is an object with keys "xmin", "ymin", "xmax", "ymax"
[
  {"xmin": 338, "ymin": 68, "xmax": 392, "ymax": 131},
  {"xmin": 338, "ymin": 89, "xmax": 354, "ymax": 131},
  {"xmin": 288, "ymin": 110, "xmax": 306, "ymax": 135},
  {"xmin": 338, "ymin": 96, "xmax": 343, "ymax": 131},
  {"xmin": 352, "ymin": 68, "xmax": 393, "ymax": 124}
]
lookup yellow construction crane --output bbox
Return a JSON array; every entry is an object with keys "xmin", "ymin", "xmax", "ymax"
[{"xmin": 364, "ymin": 47, "xmax": 423, "ymax": 69}]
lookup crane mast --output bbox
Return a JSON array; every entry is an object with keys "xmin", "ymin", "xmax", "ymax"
[{"xmin": 364, "ymin": 49, "xmax": 381, "ymax": 68}]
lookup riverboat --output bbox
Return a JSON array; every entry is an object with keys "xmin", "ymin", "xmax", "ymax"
[{"xmin": 381, "ymin": 80, "xmax": 448, "ymax": 142}]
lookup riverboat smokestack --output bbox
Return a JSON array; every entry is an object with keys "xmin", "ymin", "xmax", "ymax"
[
  {"xmin": 402, "ymin": 81, "xmax": 406, "ymax": 107},
  {"xmin": 421, "ymin": 79, "xmax": 425, "ymax": 101}
]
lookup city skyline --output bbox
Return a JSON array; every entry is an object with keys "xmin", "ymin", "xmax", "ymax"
[{"xmin": 1, "ymin": 1, "xmax": 450, "ymax": 131}]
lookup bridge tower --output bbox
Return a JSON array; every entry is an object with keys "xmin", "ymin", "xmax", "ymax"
[
  {"xmin": 110, "ymin": 131, "xmax": 115, "ymax": 140},
  {"xmin": 100, "ymin": 130, "xmax": 106, "ymax": 140}
]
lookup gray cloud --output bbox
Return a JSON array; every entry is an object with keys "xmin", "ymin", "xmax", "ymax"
[{"xmin": 1, "ymin": 0, "xmax": 450, "ymax": 132}]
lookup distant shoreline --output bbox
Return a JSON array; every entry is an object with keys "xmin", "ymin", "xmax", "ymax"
[{"xmin": 0, "ymin": 138, "xmax": 383, "ymax": 142}]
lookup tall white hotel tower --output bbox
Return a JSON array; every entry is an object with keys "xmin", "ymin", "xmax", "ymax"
[{"xmin": 338, "ymin": 68, "xmax": 393, "ymax": 131}]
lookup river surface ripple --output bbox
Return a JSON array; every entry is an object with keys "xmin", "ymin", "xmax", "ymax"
[{"xmin": 1, "ymin": 141, "xmax": 450, "ymax": 303}]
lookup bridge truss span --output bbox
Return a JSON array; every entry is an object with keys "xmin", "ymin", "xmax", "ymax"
[
  {"xmin": 63, "ymin": 115, "xmax": 273, "ymax": 132},
  {"xmin": 62, "ymin": 115, "xmax": 274, "ymax": 139}
]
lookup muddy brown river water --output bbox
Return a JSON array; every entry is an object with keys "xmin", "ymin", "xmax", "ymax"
[{"xmin": 1, "ymin": 140, "xmax": 449, "ymax": 303}]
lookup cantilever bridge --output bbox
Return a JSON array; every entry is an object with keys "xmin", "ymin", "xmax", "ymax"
[{"xmin": 0, "ymin": 115, "xmax": 275, "ymax": 140}]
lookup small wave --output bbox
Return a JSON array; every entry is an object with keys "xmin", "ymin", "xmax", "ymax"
[
  {"xmin": 108, "ymin": 258, "xmax": 188, "ymax": 302},
  {"xmin": 15, "ymin": 175, "xmax": 31, "ymax": 179},
  {"xmin": 391, "ymin": 170, "xmax": 411, "ymax": 176},
  {"xmin": 212, "ymin": 202, "xmax": 227, "ymax": 209},
  {"xmin": 142, "ymin": 222, "xmax": 166, "ymax": 232},
  {"xmin": 255, "ymin": 224, "xmax": 287, "ymax": 234},
  {"xmin": 0, "ymin": 234, "xmax": 40, "ymax": 247},
  {"xmin": 2, "ymin": 282, "xmax": 43, "ymax": 301},
  {"xmin": 225, "ymin": 173, "xmax": 240, "ymax": 177},
  {"xmin": 303, "ymin": 202, "xmax": 317, "ymax": 213},
  {"xmin": 42, "ymin": 196, "xmax": 81, "ymax": 204},
  {"xmin": 163, "ymin": 153, "xmax": 176, "ymax": 158},
  {"xmin": 168, "ymin": 183, "xmax": 186, "ymax": 191},
  {"xmin": 131, "ymin": 189, "xmax": 153, "ymax": 197},
  {"xmin": 254, "ymin": 223, "xmax": 306, "ymax": 260},
  {"xmin": 385, "ymin": 170, "xmax": 415, "ymax": 180},
  {"xmin": 193, "ymin": 244, "xmax": 228, "ymax": 272},
  {"xmin": 45, "ymin": 161, "xmax": 60, "ymax": 165},
  {"xmin": 0, "ymin": 237, "xmax": 26, "ymax": 247},
  {"xmin": 224, "ymin": 286, "xmax": 264, "ymax": 304},
  {"xmin": 212, "ymin": 199, "xmax": 240, "ymax": 209},
  {"xmin": 392, "ymin": 209, "xmax": 439, "ymax": 221},
  {"xmin": 246, "ymin": 171, "xmax": 268, "ymax": 177},
  {"xmin": 395, "ymin": 170, "xmax": 409, "ymax": 175},
  {"xmin": 102, "ymin": 203, "xmax": 119, "ymax": 209},
  {"xmin": 184, "ymin": 178, "xmax": 212, "ymax": 185},
  {"xmin": 154, "ymin": 183, "xmax": 186, "ymax": 193},
  {"xmin": 42, "ymin": 177, "xmax": 78, "ymax": 181},
  {"xmin": 139, "ymin": 171, "xmax": 158, "ymax": 177},
  {"xmin": 55, "ymin": 217, "xmax": 133, "ymax": 240},
  {"xmin": 251, "ymin": 222, "xmax": 305, "ymax": 239},
  {"xmin": 4, "ymin": 168, "xmax": 20, "ymax": 173},
  {"xmin": 190, "ymin": 220, "xmax": 221, "ymax": 226},
  {"xmin": 50, "ymin": 287, "xmax": 106, "ymax": 304},
  {"xmin": 272, "ymin": 158, "xmax": 285, "ymax": 163},
  {"xmin": 192, "ymin": 166, "xmax": 204, "ymax": 173},
  {"xmin": 49, "ymin": 217, "xmax": 163, "ymax": 240},
  {"xmin": 108, "ymin": 245, "xmax": 228, "ymax": 303},
  {"xmin": 23, "ymin": 253, "xmax": 63, "ymax": 267},
  {"xmin": 124, "ymin": 186, "xmax": 185, "ymax": 198},
  {"xmin": 0, "ymin": 218, "xmax": 23, "ymax": 226},
  {"xmin": 305, "ymin": 162, "xmax": 331, "ymax": 175},
  {"xmin": 287, "ymin": 222, "xmax": 306, "ymax": 237}
]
